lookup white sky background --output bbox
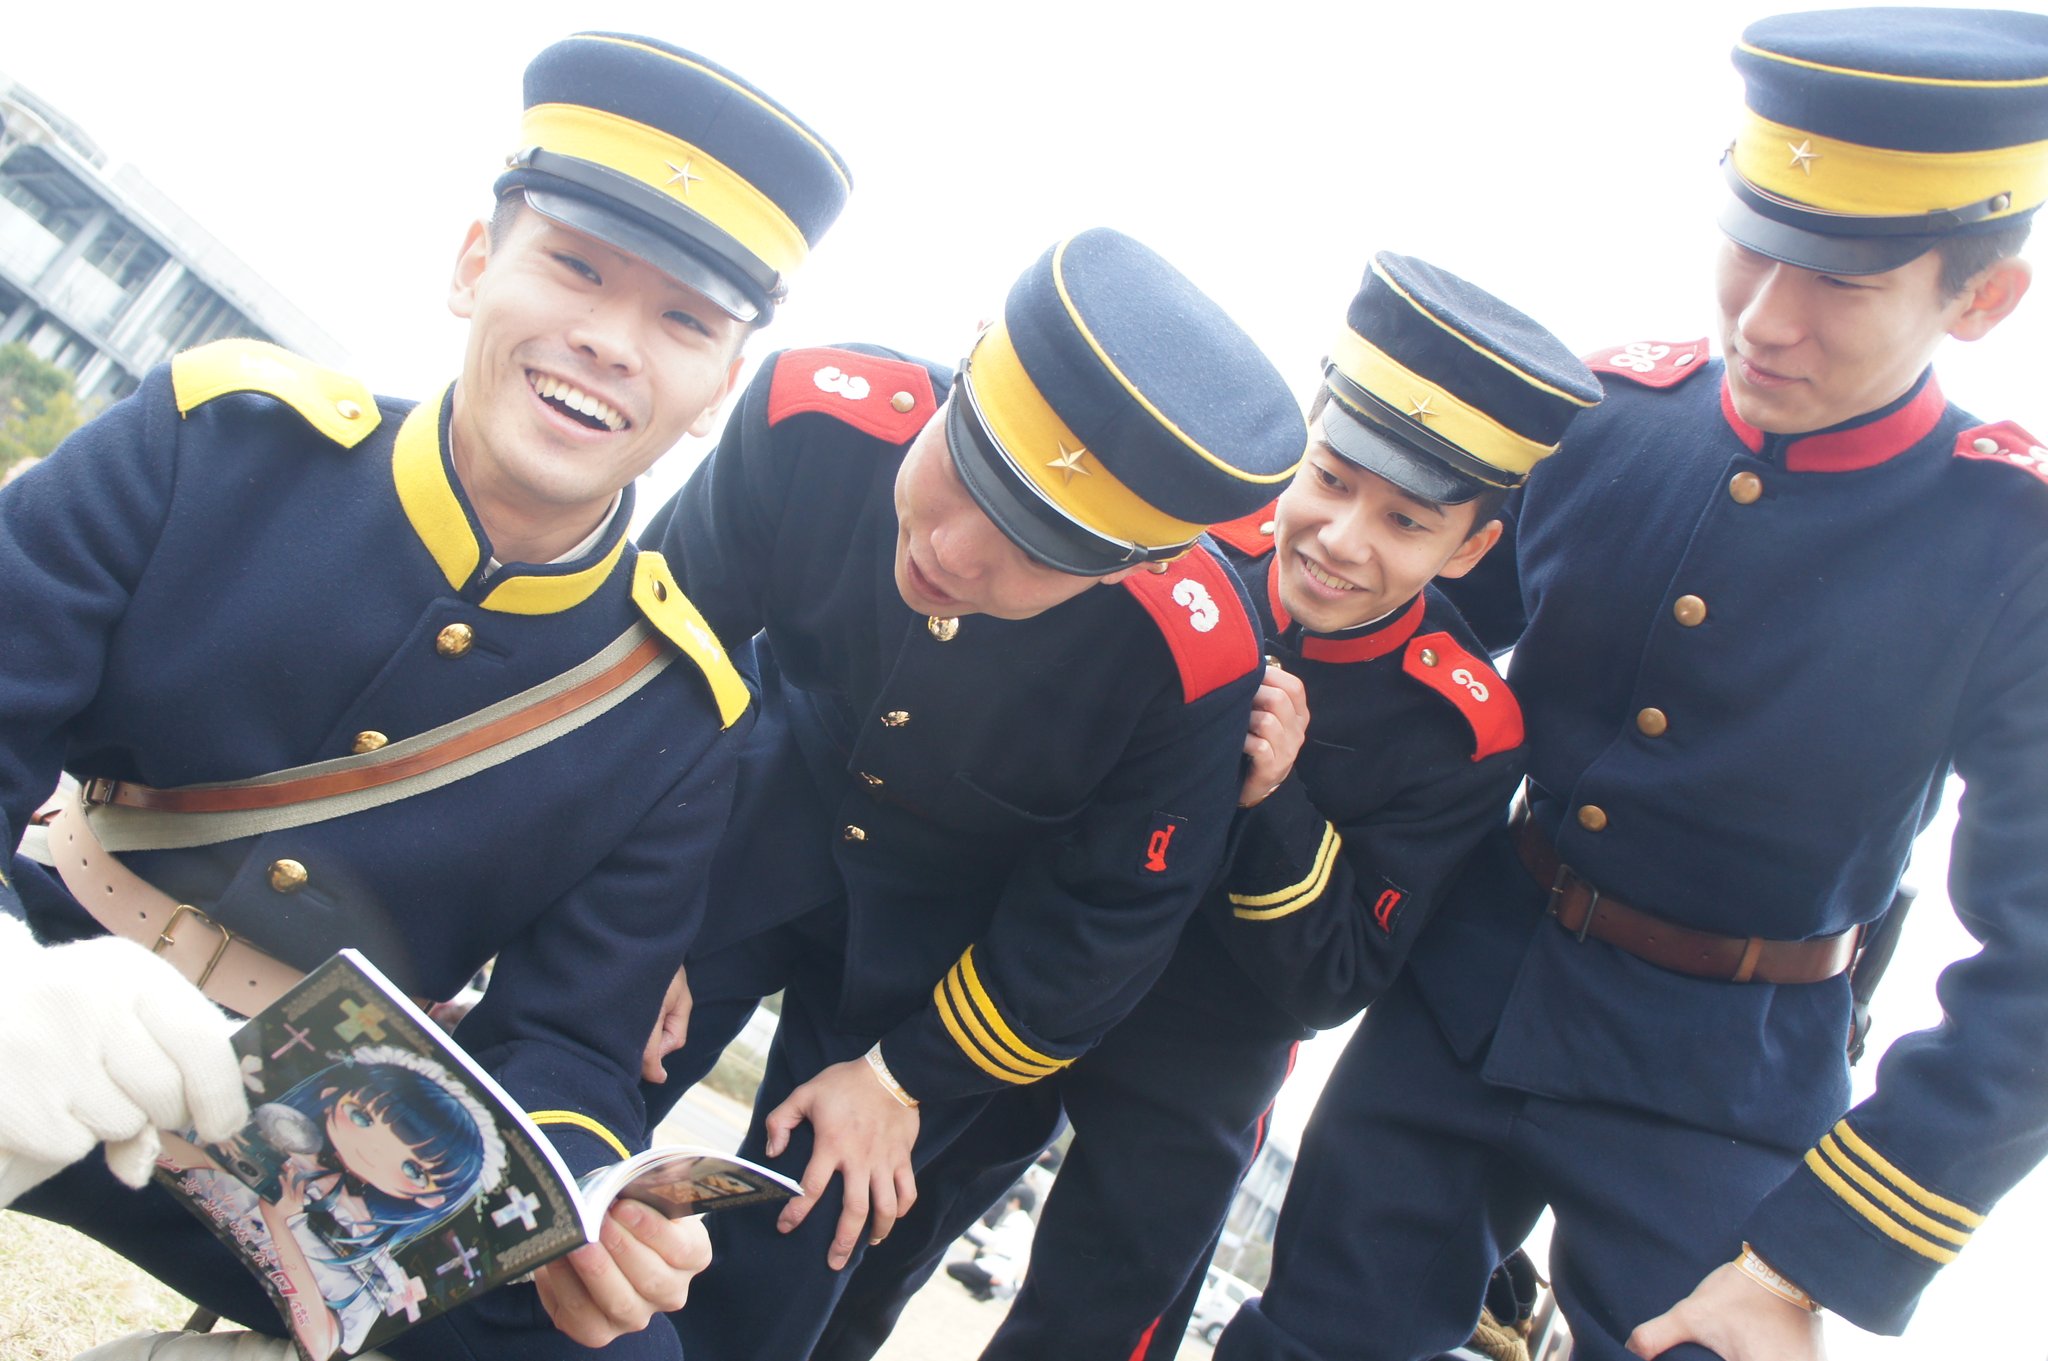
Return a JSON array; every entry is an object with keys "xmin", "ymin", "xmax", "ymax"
[{"xmin": 10, "ymin": 1, "xmax": 2048, "ymax": 1353}]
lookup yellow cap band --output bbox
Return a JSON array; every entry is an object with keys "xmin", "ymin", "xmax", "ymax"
[
  {"xmin": 970, "ymin": 322, "xmax": 1204, "ymax": 549},
  {"xmin": 1326, "ymin": 329, "xmax": 1555, "ymax": 478},
  {"xmin": 521, "ymin": 103, "xmax": 809, "ymax": 279},
  {"xmin": 1733, "ymin": 110, "xmax": 2048, "ymax": 220}
]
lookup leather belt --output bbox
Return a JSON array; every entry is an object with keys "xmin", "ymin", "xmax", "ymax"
[
  {"xmin": 1512, "ymin": 812, "xmax": 1857, "ymax": 985},
  {"xmin": 35, "ymin": 788, "xmax": 302, "ymax": 1016}
]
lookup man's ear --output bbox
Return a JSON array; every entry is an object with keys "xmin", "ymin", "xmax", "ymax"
[
  {"xmin": 448, "ymin": 220, "xmax": 491, "ymax": 321},
  {"xmin": 1950, "ymin": 256, "xmax": 2032, "ymax": 342},
  {"xmin": 686, "ymin": 355, "xmax": 749, "ymax": 440},
  {"xmin": 1436, "ymin": 517, "xmax": 1505, "ymax": 580}
]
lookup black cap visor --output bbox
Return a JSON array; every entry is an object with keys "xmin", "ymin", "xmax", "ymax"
[
  {"xmin": 1319, "ymin": 376, "xmax": 1505, "ymax": 506},
  {"xmin": 523, "ymin": 186, "xmax": 765, "ymax": 322},
  {"xmin": 946, "ymin": 380, "xmax": 1195, "ymax": 577},
  {"xmin": 1717, "ymin": 194, "xmax": 1940, "ymax": 277}
]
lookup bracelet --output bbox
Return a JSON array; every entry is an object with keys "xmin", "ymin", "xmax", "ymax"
[
  {"xmin": 1736, "ymin": 1243, "xmax": 1819, "ymax": 1313},
  {"xmin": 864, "ymin": 1043, "xmax": 918, "ymax": 1108}
]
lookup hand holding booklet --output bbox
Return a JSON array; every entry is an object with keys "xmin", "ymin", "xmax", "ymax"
[{"xmin": 153, "ymin": 949, "xmax": 796, "ymax": 1361}]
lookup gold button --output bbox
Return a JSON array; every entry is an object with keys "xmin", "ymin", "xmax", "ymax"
[
  {"xmin": 1973, "ymin": 437, "xmax": 2001, "ymax": 456},
  {"xmin": 268, "ymin": 859, "xmax": 310, "ymax": 893},
  {"xmin": 1636, "ymin": 707, "xmax": 1668, "ymax": 737},
  {"xmin": 891, "ymin": 391, "xmax": 916, "ymax": 413},
  {"xmin": 1672, "ymin": 595, "xmax": 1707, "ymax": 627},
  {"xmin": 652, "ymin": 579, "xmax": 668, "ymax": 602},
  {"xmin": 1576, "ymin": 805, "xmax": 1609, "ymax": 833},
  {"xmin": 927, "ymin": 616, "xmax": 959, "ymax": 642},
  {"xmin": 336, "ymin": 398, "xmax": 364, "ymax": 421},
  {"xmin": 352, "ymin": 730, "xmax": 389, "ymax": 754},
  {"xmin": 1419, "ymin": 648, "xmax": 1438, "ymax": 667},
  {"xmin": 842, "ymin": 825, "xmax": 867, "ymax": 842},
  {"xmin": 882, "ymin": 710, "xmax": 910, "ymax": 727},
  {"xmin": 436, "ymin": 623, "xmax": 475, "ymax": 657},
  {"xmin": 1258, "ymin": 520, "xmax": 1276, "ymax": 535},
  {"xmin": 1728, "ymin": 471, "xmax": 1763, "ymax": 505},
  {"xmin": 860, "ymin": 771, "xmax": 884, "ymax": 788}
]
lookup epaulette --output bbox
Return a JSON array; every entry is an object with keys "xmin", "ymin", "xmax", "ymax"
[
  {"xmin": 1583, "ymin": 339, "xmax": 1711, "ymax": 391},
  {"xmin": 767, "ymin": 347, "xmax": 937, "ymax": 444},
  {"xmin": 1955, "ymin": 421, "xmax": 2048, "ymax": 486},
  {"xmin": 631, "ymin": 552, "xmax": 750, "ymax": 729},
  {"xmin": 170, "ymin": 339, "xmax": 381, "ymax": 447},
  {"xmin": 1122, "ymin": 546, "xmax": 1261, "ymax": 704},
  {"xmin": 1207, "ymin": 501, "xmax": 1278, "ymax": 557},
  {"xmin": 1403, "ymin": 632, "xmax": 1522, "ymax": 761}
]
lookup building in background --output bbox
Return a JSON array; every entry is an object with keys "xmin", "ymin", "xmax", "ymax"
[{"xmin": 0, "ymin": 72, "xmax": 341, "ymax": 405}]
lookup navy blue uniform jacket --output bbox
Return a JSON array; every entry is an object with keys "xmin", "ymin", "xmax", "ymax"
[
  {"xmin": 0, "ymin": 341, "xmax": 749, "ymax": 1177},
  {"xmin": 642, "ymin": 345, "xmax": 1263, "ymax": 1103}
]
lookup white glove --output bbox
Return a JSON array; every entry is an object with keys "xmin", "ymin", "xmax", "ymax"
[{"xmin": 0, "ymin": 915, "xmax": 249, "ymax": 1206}]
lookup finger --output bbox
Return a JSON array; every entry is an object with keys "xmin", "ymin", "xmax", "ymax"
[
  {"xmin": 764, "ymin": 1096, "xmax": 807, "ymax": 1159},
  {"xmin": 828, "ymin": 1173, "xmax": 873, "ymax": 1270},
  {"xmin": 863, "ymin": 1171, "xmax": 901, "ymax": 1247},
  {"xmin": 104, "ymin": 1126, "xmax": 163, "ymax": 1188},
  {"xmin": 138, "ymin": 996, "xmax": 250, "ymax": 1139},
  {"xmin": 780, "ymin": 1152, "xmax": 836, "ymax": 1234},
  {"xmin": 593, "ymin": 1202, "xmax": 693, "ymax": 1316},
  {"xmin": 108, "ymin": 1028, "xmax": 213, "ymax": 1137},
  {"xmin": 533, "ymin": 1257, "xmax": 609, "ymax": 1349},
  {"xmin": 1625, "ymin": 1313, "xmax": 1678, "ymax": 1358},
  {"xmin": 567, "ymin": 1236, "xmax": 652, "ymax": 1338}
]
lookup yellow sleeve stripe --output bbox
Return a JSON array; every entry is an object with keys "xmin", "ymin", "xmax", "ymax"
[
  {"xmin": 1803, "ymin": 1146, "xmax": 1960, "ymax": 1263},
  {"xmin": 528, "ymin": 1110, "xmax": 631, "ymax": 1161},
  {"xmin": 1813, "ymin": 1134, "xmax": 1973, "ymax": 1248},
  {"xmin": 1830, "ymin": 1121, "xmax": 1986, "ymax": 1227},
  {"xmin": 955, "ymin": 948, "xmax": 1065, "ymax": 1070},
  {"xmin": 1230, "ymin": 823, "xmax": 1342, "ymax": 920},
  {"xmin": 931, "ymin": 950, "xmax": 1069, "ymax": 1084},
  {"xmin": 936, "ymin": 976, "xmax": 1043, "ymax": 1084}
]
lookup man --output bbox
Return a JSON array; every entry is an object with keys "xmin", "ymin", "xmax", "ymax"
[
  {"xmin": 811, "ymin": 253, "xmax": 1600, "ymax": 1361},
  {"xmin": 1218, "ymin": 9, "xmax": 2048, "ymax": 1360},
  {"xmin": 638, "ymin": 224, "xmax": 1306, "ymax": 1358},
  {"xmin": 1, "ymin": 32, "xmax": 848, "ymax": 1361}
]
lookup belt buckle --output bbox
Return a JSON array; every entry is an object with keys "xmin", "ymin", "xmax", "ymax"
[
  {"xmin": 81, "ymin": 776, "xmax": 120, "ymax": 808},
  {"xmin": 156, "ymin": 903, "xmax": 235, "ymax": 989},
  {"xmin": 1549, "ymin": 865, "xmax": 1600, "ymax": 943}
]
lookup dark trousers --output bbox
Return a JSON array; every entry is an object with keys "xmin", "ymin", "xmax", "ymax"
[{"xmin": 1214, "ymin": 975, "xmax": 1800, "ymax": 1361}]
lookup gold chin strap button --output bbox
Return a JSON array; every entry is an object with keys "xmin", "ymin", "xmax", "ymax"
[
  {"xmin": 881, "ymin": 710, "xmax": 910, "ymax": 727},
  {"xmin": 268, "ymin": 859, "xmax": 310, "ymax": 893},
  {"xmin": 436, "ymin": 623, "xmax": 475, "ymax": 657},
  {"xmin": 927, "ymin": 616, "xmax": 959, "ymax": 642},
  {"xmin": 1672, "ymin": 595, "xmax": 1707, "ymax": 628},
  {"xmin": 352, "ymin": 731, "xmax": 389, "ymax": 754},
  {"xmin": 1576, "ymin": 805, "xmax": 1609, "ymax": 833}
]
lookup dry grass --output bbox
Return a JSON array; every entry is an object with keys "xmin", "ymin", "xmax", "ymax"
[{"xmin": 0, "ymin": 1210, "xmax": 195, "ymax": 1359}]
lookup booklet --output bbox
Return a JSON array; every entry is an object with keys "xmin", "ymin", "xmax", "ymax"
[{"xmin": 153, "ymin": 949, "xmax": 797, "ymax": 1361}]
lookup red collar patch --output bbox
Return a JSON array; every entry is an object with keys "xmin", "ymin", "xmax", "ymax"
[
  {"xmin": 1208, "ymin": 501, "xmax": 1278, "ymax": 557},
  {"xmin": 1585, "ymin": 339, "xmax": 1711, "ymax": 390},
  {"xmin": 1956, "ymin": 421, "xmax": 2048, "ymax": 484},
  {"xmin": 1402, "ymin": 632, "xmax": 1522, "ymax": 761},
  {"xmin": 1719, "ymin": 372, "xmax": 1948, "ymax": 473},
  {"xmin": 1122, "ymin": 547, "xmax": 1260, "ymax": 704},
  {"xmin": 1268, "ymin": 572, "xmax": 1426, "ymax": 665},
  {"xmin": 767, "ymin": 347, "xmax": 937, "ymax": 444}
]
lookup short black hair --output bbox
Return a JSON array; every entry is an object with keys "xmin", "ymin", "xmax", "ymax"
[
  {"xmin": 1934, "ymin": 220, "xmax": 2031, "ymax": 297},
  {"xmin": 488, "ymin": 191, "xmax": 526, "ymax": 248}
]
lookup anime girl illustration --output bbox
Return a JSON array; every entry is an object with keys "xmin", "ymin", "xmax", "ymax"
[{"xmin": 160, "ymin": 1046, "xmax": 508, "ymax": 1359}]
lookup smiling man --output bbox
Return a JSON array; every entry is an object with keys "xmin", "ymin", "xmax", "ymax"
[
  {"xmin": 1217, "ymin": 9, "xmax": 2048, "ymax": 1361},
  {"xmin": 636, "ymin": 225, "xmax": 1305, "ymax": 1359},
  {"xmin": 0, "ymin": 32, "xmax": 847, "ymax": 1361}
]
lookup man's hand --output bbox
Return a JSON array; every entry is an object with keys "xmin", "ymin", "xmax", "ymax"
[
  {"xmin": 534, "ymin": 1200, "xmax": 711, "ymax": 1345},
  {"xmin": 0, "ymin": 917, "xmax": 249, "ymax": 1206},
  {"xmin": 641, "ymin": 963, "xmax": 693, "ymax": 1083},
  {"xmin": 764, "ymin": 1055, "xmax": 919, "ymax": 1270},
  {"xmin": 1627, "ymin": 1259, "xmax": 1825, "ymax": 1360},
  {"xmin": 1240, "ymin": 662, "xmax": 1310, "ymax": 807}
]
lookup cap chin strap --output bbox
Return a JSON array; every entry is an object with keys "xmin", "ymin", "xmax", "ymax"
[
  {"xmin": 1720, "ymin": 153, "xmax": 2018, "ymax": 238},
  {"xmin": 1324, "ymin": 368, "xmax": 1521, "ymax": 493}
]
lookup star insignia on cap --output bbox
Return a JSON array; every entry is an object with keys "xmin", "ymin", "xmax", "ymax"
[
  {"xmin": 665, "ymin": 160, "xmax": 702, "ymax": 195},
  {"xmin": 1787, "ymin": 140, "xmax": 1820, "ymax": 175},
  {"xmin": 1407, "ymin": 395, "xmax": 1438, "ymax": 421},
  {"xmin": 1047, "ymin": 443, "xmax": 1092, "ymax": 483}
]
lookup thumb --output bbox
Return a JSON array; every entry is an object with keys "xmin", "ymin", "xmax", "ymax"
[
  {"xmin": 1626, "ymin": 1310, "xmax": 1683, "ymax": 1359},
  {"xmin": 104, "ymin": 1126, "xmax": 163, "ymax": 1189},
  {"xmin": 764, "ymin": 1092, "xmax": 809, "ymax": 1159}
]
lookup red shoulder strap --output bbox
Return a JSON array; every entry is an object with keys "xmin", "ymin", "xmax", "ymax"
[
  {"xmin": 1955, "ymin": 421, "xmax": 2048, "ymax": 485},
  {"xmin": 1402, "ymin": 632, "xmax": 1523, "ymax": 761},
  {"xmin": 1584, "ymin": 339, "xmax": 1711, "ymax": 390},
  {"xmin": 1122, "ymin": 547, "xmax": 1261, "ymax": 704},
  {"xmin": 1207, "ymin": 501, "xmax": 1278, "ymax": 557},
  {"xmin": 767, "ymin": 347, "xmax": 937, "ymax": 444}
]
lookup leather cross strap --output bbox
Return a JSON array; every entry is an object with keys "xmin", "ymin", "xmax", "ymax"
[{"xmin": 1512, "ymin": 812, "xmax": 1857, "ymax": 985}]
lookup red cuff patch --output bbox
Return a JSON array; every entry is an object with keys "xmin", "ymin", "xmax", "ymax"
[
  {"xmin": 767, "ymin": 347, "xmax": 937, "ymax": 444},
  {"xmin": 1403, "ymin": 632, "xmax": 1523, "ymax": 761},
  {"xmin": 1585, "ymin": 339, "xmax": 1711, "ymax": 390}
]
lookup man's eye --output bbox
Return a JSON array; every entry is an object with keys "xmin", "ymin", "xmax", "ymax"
[
  {"xmin": 1314, "ymin": 467, "xmax": 1345, "ymax": 491},
  {"xmin": 667, "ymin": 310, "xmax": 712, "ymax": 337},
  {"xmin": 553, "ymin": 253, "xmax": 601, "ymax": 283}
]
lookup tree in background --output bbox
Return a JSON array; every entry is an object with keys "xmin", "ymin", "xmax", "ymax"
[{"xmin": 0, "ymin": 343, "xmax": 90, "ymax": 482}]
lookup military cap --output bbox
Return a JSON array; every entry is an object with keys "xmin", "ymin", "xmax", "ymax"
[
  {"xmin": 1319, "ymin": 253, "xmax": 1601, "ymax": 506},
  {"xmin": 497, "ymin": 32, "xmax": 851, "ymax": 322},
  {"xmin": 948, "ymin": 228, "xmax": 1304, "ymax": 576},
  {"xmin": 1723, "ymin": 8, "xmax": 2048, "ymax": 275}
]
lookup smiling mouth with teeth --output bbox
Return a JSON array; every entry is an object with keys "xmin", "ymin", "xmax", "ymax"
[
  {"xmin": 1300, "ymin": 553, "xmax": 1358, "ymax": 592},
  {"xmin": 528, "ymin": 371, "xmax": 629, "ymax": 432}
]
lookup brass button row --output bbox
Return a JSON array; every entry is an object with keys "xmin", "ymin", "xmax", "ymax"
[{"xmin": 436, "ymin": 622, "xmax": 474, "ymax": 657}]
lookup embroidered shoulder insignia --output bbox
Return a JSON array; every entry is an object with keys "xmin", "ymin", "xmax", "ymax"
[
  {"xmin": 1122, "ymin": 546, "xmax": 1260, "ymax": 704},
  {"xmin": 767, "ymin": 347, "xmax": 937, "ymax": 444},
  {"xmin": 1403, "ymin": 632, "xmax": 1523, "ymax": 761},
  {"xmin": 1207, "ymin": 501, "xmax": 1278, "ymax": 557},
  {"xmin": 1584, "ymin": 339, "xmax": 1711, "ymax": 391},
  {"xmin": 632, "ymin": 552, "xmax": 750, "ymax": 729},
  {"xmin": 170, "ymin": 339, "xmax": 381, "ymax": 448},
  {"xmin": 1955, "ymin": 421, "xmax": 2048, "ymax": 485}
]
